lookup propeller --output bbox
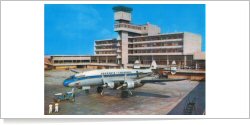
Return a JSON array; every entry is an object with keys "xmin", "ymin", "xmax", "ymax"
[
  {"xmin": 101, "ymin": 73, "xmax": 105, "ymax": 84},
  {"xmin": 116, "ymin": 83, "xmax": 127, "ymax": 90},
  {"xmin": 100, "ymin": 74, "xmax": 105, "ymax": 95},
  {"xmin": 116, "ymin": 72, "xmax": 128, "ymax": 90},
  {"xmin": 102, "ymin": 84, "xmax": 108, "ymax": 88},
  {"xmin": 101, "ymin": 90, "xmax": 104, "ymax": 96},
  {"xmin": 124, "ymin": 72, "xmax": 127, "ymax": 81},
  {"xmin": 128, "ymin": 89, "xmax": 133, "ymax": 96},
  {"xmin": 116, "ymin": 72, "xmax": 133, "ymax": 96}
]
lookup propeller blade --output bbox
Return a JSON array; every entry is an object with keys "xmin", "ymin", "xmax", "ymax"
[
  {"xmin": 116, "ymin": 83, "xmax": 127, "ymax": 90},
  {"xmin": 128, "ymin": 89, "xmax": 133, "ymax": 96},
  {"xmin": 101, "ymin": 74, "xmax": 105, "ymax": 84},
  {"xmin": 116, "ymin": 85, "xmax": 123, "ymax": 90},
  {"xmin": 124, "ymin": 72, "xmax": 127, "ymax": 81},
  {"xmin": 102, "ymin": 84, "xmax": 107, "ymax": 88},
  {"xmin": 101, "ymin": 89, "xmax": 104, "ymax": 96}
]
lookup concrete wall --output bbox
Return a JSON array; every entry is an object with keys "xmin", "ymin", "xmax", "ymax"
[
  {"xmin": 114, "ymin": 23, "xmax": 148, "ymax": 34},
  {"xmin": 183, "ymin": 32, "xmax": 202, "ymax": 55},
  {"xmin": 194, "ymin": 52, "xmax": 205, "ymax": 60},
  {"xmin": 114, "ymin": 11, "xmax": 131, "ymax": 21},
  {"xmin": 147, "ymin": 23, "xmax": 161, "ymax": 36},
  {"xmin": 120, "ymin": 32, "xmax": 129, "ymax": 68},
  {"xmin": 52, "ymin": 56, "xmax": 91, "ymax": 61},
  {"xmin": 55, "ymin": 66, "xmax": 77, "ymax": 70},
  {"xmin": 86, "ymin": 65, "xmax": 99, "ymax": 69}
]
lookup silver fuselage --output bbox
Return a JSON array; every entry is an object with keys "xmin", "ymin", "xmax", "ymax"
[{"xmin": 63, "ymin": 68, "xmax": 152, "ymax": 88}]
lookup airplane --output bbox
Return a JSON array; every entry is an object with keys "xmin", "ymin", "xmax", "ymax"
[{"xmin": 63, "ymin": 60, "xmax": 182, "ymax": 97}]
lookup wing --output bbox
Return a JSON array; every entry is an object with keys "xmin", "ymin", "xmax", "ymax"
[
  {"xmin": 140, "ymin": 78, "xmax": 186, "ymax": 84},
  {"xmin": 102, "ymin": 73, "xmax": 138, "ymax": 89}
]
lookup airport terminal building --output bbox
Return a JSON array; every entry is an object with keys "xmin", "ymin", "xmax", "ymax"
[{"xmin": 50, "ymin": 6, "xmax": 205, "ymax": 70}]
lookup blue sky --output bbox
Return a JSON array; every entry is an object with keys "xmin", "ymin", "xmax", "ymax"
[{"xmin": 45, "ymin": 4, "xmax": 205, "ymax": 55}]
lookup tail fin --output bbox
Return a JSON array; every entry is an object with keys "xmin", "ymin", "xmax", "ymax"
[
  {"xmin": 133, "ymin": 60, "xmax": 141, "ymax": 69},
  {"xmin": 150, "ymin": 60, "xmax": 157, "ymax": 69}
]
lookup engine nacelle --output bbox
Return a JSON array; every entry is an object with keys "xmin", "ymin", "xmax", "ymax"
[
  {"xmin": 106, "ymin": 81, "xmax": 115, "ymax": 89},
  {"xmin": 125, "ymin": 80, "xmax": 135, "ymax": 89}
]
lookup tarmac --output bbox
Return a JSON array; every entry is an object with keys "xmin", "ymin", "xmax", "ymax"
[{"xmin": 44, "ymin": 70, "xmax": 205, "ymax": 115}]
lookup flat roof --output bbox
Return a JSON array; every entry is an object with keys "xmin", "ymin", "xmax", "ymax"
[
  {"xmin": 95, "ymin": 38, "xmax": 119, "ymax": 42},
  {"xmin": 112, "ymin": 6, "xmax": 133, "ymax": 13},
  {"xmin": 50, "ymin": 55, "xmax": 93, "ymax": 57}
]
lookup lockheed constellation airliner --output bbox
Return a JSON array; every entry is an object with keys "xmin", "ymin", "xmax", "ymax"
[{"xmin": 63, "ymin": 60, "xmax": 180, "ymax": 97}]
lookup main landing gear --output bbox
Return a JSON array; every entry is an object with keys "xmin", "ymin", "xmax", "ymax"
[
  {"xmin": 121, "ymin": 90, "xmax": 133, "ymax": 98},
  {"xmin": 97, "ymin": 87, "xmax": 104, "ymax": 96},
  {"xmin": 97, "ymin": 86, "xmax": 133, "ymax": 97}
]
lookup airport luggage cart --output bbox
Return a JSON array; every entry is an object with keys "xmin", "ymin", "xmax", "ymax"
[{"xmin": 53, "ymin": 92, "xmax": 75, "ymax": 102}]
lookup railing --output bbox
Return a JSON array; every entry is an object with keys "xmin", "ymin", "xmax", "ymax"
[
  {"xmin": 94, "ymin": 54, "xmax": 117, "ymax": 56},
  {"xmin": 128, "ymin": 38, "xmax": 183, "ymax": 44},
  {"xmin": 114, "ymin": 23, "xmax": 145, "ymax": 31},
  {"xmin": 95, "ymin": 43, "xmax": 117, "ymax": 46},
  {"xmin": 95, "ymin": 48, "xmax": 117, "ymax": 51},
  {"xmin": 116, "ymin": 49, "xmax": 121, "ymax": 52},
  {"xmin": 128, "ymin": 52, "xmax": 183, "ymax": 56},
  {"xmin": 117, "ymin": 55, "xmax": 121, "ymax": 58},
  {"xmin": 53, "ymin": 62, "xmax": 119, "ymax": 66},
  {"xmin": 128, "ymin": 46, "xmax": 183, "ymax": 50}
]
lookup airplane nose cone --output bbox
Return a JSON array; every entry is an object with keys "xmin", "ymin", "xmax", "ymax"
[{"xmin": 63, "ymin": 79, "xmax": 71, "ymax": 87}]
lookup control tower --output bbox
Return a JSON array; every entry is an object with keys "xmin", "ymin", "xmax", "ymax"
[{"xmin": 113, "ymin": 6, "xmax": 161, "ymax": 68}]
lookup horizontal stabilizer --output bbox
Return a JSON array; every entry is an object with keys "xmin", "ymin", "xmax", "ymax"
[{"xmin": 70, "ymin": 69, "xmax": 80, "ymax": 73}]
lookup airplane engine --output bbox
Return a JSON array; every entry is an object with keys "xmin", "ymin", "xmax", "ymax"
[{"xmin": 125, "ymin": 81, "xmax": 135, "ymax": 89}]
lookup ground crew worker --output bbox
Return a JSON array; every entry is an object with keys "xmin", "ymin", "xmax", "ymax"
[
  {"xmin": 49, "ymin": 103, "xmax": 53, "ymax": 114},
  {"xmin": 55, "ymin": 103, "xmax": 59, "ymax": 113}
]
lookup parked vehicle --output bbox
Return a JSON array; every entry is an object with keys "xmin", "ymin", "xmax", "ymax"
[{"xmin": 53, "ymin": 92, "xmax": 75, "ymax": 102}]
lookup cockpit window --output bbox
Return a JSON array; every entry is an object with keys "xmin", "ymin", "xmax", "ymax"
[
  {"xmin": 66, "ymin": 75, "xmax": 75, "ymax": 80},
  {"xmin": 75, "ymin": 75, "xmax": 85, "ymax": 78}
]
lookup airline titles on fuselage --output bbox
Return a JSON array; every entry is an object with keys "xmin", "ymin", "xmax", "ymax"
[{"xmin": 101, "ymin": 71, "xmax": 132, "ymax": 75}]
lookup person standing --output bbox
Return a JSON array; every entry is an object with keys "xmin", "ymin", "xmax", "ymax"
[
  {"xmin": 49, "ymin": 103, "xmax": 53, "ymax": 114},
  {"xmin": 55, "ymin": 103, "xmax": 59, "ymax": 113}
]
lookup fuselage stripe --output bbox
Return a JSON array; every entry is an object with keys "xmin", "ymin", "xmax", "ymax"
[{"xmin": 75, "ymin": 73, "xmax": 147, "ymax": 81}]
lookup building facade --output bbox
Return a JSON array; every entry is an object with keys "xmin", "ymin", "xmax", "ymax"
[{"xmin": 50, "ymin": 6, "xmax": 205, "ymax": 70}]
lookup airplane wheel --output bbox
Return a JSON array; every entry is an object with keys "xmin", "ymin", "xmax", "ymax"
[
  {"xmin": 97, "ymin": 87, "xmax": 103, "ymax": 93},
  {"xmin": 121, "ymin": 90, "xmax": 129, "ymax": 98}
]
